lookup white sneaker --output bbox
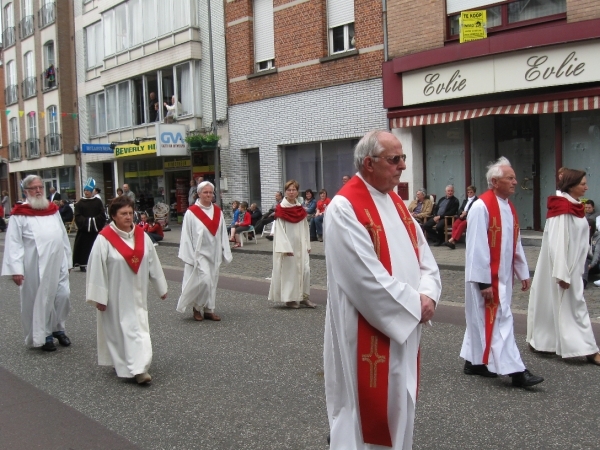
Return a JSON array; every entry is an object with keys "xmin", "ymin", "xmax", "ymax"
[
  {"xmin": 153, "ymin": 243, "xmax": 159, "ymax": 247},
  {"xmin": 594, "ymin": 280, "xmax": 600, "ymax": 287}
]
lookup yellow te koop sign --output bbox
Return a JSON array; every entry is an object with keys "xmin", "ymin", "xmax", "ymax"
[{"xmin": 459, "ymin": 10, "xmax": 487, "ymax": 44}]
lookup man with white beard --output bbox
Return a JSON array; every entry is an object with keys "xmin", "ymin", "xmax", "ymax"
[{"xmin": 1, "ymin": 175, "xmax": 72, "ymax": 351}]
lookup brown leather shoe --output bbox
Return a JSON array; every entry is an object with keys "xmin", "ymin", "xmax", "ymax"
[
  {"xmin": 586, "ymin": 353, "xmax": 600, "ymax": 366},
  {"xmin": 203, "ymin": 312, "xmax": 221, "ymax": 321},
  {"xmin": 193, "ymin": 307, "xmax": 203, "ymax": 321}
]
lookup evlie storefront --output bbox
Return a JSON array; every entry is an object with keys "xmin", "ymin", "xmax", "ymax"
[{"xmin": 383, "ymin": 20, "xmax": 600, "ymax": 230}]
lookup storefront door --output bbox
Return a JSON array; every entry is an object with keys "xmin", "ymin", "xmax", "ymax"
[{"xmin": 495, "ymin": 116, "xmax": 540, "ymax": 230}]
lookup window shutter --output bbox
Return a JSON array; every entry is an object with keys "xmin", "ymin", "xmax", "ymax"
[
  {"xmin": 446, "ymin": 0, "xmax": 496, "ymax": 15},
  {"xmin": 327, "ymin": 0, "xmax": 354, "ymax": 29},
  {"xmin": 254, "ymin": 0, "xmax": 274, "ymax": 63}
]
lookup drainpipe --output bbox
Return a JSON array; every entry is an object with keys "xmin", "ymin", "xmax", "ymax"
[
  {"xmin": 207, "ymin": 0, "xmax": 221, "ymax": 207},
  {"xmin": 382, "ymin": 0, "xmax": 388, "ymax": 61}
]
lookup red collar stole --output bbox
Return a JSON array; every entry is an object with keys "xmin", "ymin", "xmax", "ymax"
[
  {"xmin": 99, "ymin": 226, "xmax": 145, "ymax": 274},
  {"xmin": 546, "ymin": 195, "xmax": 585, "ymax": 219},
  {"xmin": 189, "ymin": 204, "xmax": 221, "ymax": 236}
]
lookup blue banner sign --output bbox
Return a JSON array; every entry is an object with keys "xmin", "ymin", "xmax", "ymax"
[{"xmin": 82, "ymin": 144, "xmax": 113, "ymax": 154}]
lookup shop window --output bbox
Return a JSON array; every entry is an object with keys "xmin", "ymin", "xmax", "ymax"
[
  {"xmin": 85, "ymin": 21, "xmax": 103, "ymax": 68},
  {"xmin": 59, "ymin": 167, "xmax": 76, "ymax": 201},
  {"xmin": 446, "ymin": 0, "xmax": 566, "ymax": 39},
  {"xmin": 327, "ymin": 0, "xmax": 355, "ymax": 55}
]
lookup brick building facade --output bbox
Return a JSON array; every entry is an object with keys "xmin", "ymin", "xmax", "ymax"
[
  {"xmin": 383, "ymin": 0, "xmax": 600, "ymax": 231},
  {"xmin": 224, "ymin": 0, "xmax": 386, "ymax": 209}
]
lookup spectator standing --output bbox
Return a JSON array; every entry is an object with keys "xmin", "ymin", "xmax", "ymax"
[
  {"xmin": 584, "ymin": 200, "xmax": 599, "ymax": 226},
  {"xmin": 310, "ymin": 189, "xmax": 330, "ymax": 242},
  {"xmin": 408, "ymin": 189, "xmax": 433, "ymax": 224},
  {"xmin": 188, "ymin": 179, "xmax": 197, "ymax": 207},
  {"xmin": 585, "ymin": 224, "xmax": 600, "ymax": 286},
  {"xmin": 423, "ymin": 185, "xmax": 459, "ymax": 246},
  {"xmin": 59, "ymin": 200, "xmax": 74, "ymax": 224},
  {"xmin": 115, "ymin": 188, "xmax": 124, "ymax": 198},
  {"xmin": 148, "ymin": 92, "xmax": 158, "ymax": 121},
  {"xmin": 1, "ymin": 175, "xmax": 72, "ymax": 351},
  {"xmin": 527, "ymin": 169, "xmax": 600, "ymax": 366},
  {"xmin": 86, "ymin": 195, "xmax": 168, "ymax": 384},
  {"xmin": 1, "ymin": 190, "xmax": 9, "ymax": 217},
  {"xmin": 73, "ymin": 179, "xmax": 106, "ymax": 272},
  {"xmin": 268, "ymin": 180, "xmax": 314, "ymax": 309},
  {"xmin": 48, "ymin": 186, "xmax": 61, "ymax": 202},
  {"xmin": 122, "ymin": 184, "xmax": 136, "ymax": 203},
  {"xmin": 164, "ymin": 96, "xmax": 182, "ymax": 123}
]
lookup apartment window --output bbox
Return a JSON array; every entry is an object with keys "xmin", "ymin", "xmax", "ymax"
[
  {"xmin": 85, "ymin": 22, "xmax": 103, "ymax": 68},
  {"xmin": 129, "ymin": 0, "xmax": 143, "ymax": 47},
  {"xmin": 46, "ymin": 105, "xmax": 60, "ymax": 155},
  {"xmin": 88, "ymin": 92, "xmax": 107, "ymax": 136},
  {"xmin": 26, "ymin": 112, "xmax": 40, "ymax": 159},
  {"xmin": 106, "ymin": 81, "xmax": 132, "ymax": 131},
  {"xmin": 327, "ymin": 0, "xmax": 355, "ymax": 54},
  {"xmin": 142, "ymin": 0, "xmax": 157, "ymax": 42},
  {"xmin": 9, "ymin": 118, "xmax": 20, "ymax": 161},
  {"xmin": 42, "ymin": 41, "xmax": 57, "ymax": 90},
  {"xmin": 447, "ymin": 0, "xmax": 566, "ymax": 38},
  {"xmin": 5, "ymin": 60, "xmax": 18, "ymax": 105},
  {"xmin": 3, "ymin": 3, "xmax": 16, "ymax": 47},
  {"xmin": 20, "ymin": 0, "xmax": 34, "ymax": 38},
  {"xmin": 254, "ymin": 0, "xmax": 275, "ymax": 72},
  {"xmin": 23, "ymin": 52, "xmax": 36, "ymax": 99},
  {"xmin": 40, "ymin": 0, "xmax": 56, "ymax": 28}
]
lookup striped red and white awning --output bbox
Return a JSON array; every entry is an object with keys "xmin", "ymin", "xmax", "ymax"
[{"xmin": 390, "ymin": 96, "xmax": 600, "ymax": 128}]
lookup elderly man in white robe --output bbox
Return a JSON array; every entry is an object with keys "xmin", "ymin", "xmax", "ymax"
[
  {"xmin": 324, "ymin": 130, "xmax": 441, "ymax": 449},
  {"xmin": 460, "ymin": 157, "xmax": 544, "ymax": 388},
  {"xmin": 176, "ymin": 181, "xmax": 232, "ymax": 321},
  {"xmin": 2, "ymin": 175, "xmax": 72, "ymax": 352},
  {"xmin": 86, "ymin": 195, "xmax": 168, "ymax": 384},
  {"xmin": 527, "ymin": 168, "xmax": 600, "ymax": 365}
]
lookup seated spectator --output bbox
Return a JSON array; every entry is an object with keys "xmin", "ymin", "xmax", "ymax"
[
  {"xmin": 137, "ymin": 212, "xmax": 150, "ymax": 232},
  {"xmin": 302, "ymin": 189, "xmax": 317, "ymax": 221},
  {"xmin": 255, "ymin": 191, "xmax": 283, "ymax": 239},
  {"xmin": 585, "ymin": 200, "xmax": 600, "ymax": 226},
  {"xmin": 146, "ymin": 216, "xmax": 164, "ymax": 246},
  {"xmin": 310, "ymin": 189, "xmax": 331, "ymax": 242},
  {"xmin": 231, "ymin": 201, "xmax": 252, "ymax": 248},
  {"xmin": 408, "ymin": 189, "xmax": 433, "ymax": 224},
  {"xmin": 423, "ymin": 185, "xmax": 459, "ymax": 246},
  {"xmin": 59, "ymin": 199, "xmax": 74, "ymax": 224},
  {"xmin": 226, "ymin": 201, "xmax": 240, "ymax": 236},
  {"xmin": 444, "ymin": 185, "xmax": 478, "ymax": 249},
  {"xmin": 248, "ymin": 203, "xmax": 262, "ymax": 226}
]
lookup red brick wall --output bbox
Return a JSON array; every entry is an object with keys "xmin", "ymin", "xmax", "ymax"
[
  {"xmin": 226, "ymin": 0, "xmax": 384, "ymax": 106},
  {"xmin": 567, "ymin": 0, "xmax": 600, "ymax": 22}
]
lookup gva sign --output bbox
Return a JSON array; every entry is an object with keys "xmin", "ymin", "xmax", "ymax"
[
  {"xmin": 160, "ymin": 132, "xmax": 185, "ymax": 144},
  {"xmin": 155, "ymin": 123, "xmax": 188, "ymax": 156}
]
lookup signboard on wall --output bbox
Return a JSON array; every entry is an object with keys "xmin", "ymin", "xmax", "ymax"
[
  {"xmin": 402, "ymin": 40, "xmax": 600, "ymax": 106},
  {"xmin": 155, "ymin": 124, "xmax": 188, "ymax": 156},
  {"xmin": 82, "ymin": 144, "xmax": 113, "ymax": 154},
  {"xmin": 459, "ymin": 10, "xmax": 486, "ymax": 44},
  {"xmin": 114, "ymin": 140, "xmax": 157, "ymax": 158}
]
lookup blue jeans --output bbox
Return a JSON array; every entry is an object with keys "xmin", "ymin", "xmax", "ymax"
[{"xmin": 310, "ymin": 215, "xmax": 324, "ymax": 237}]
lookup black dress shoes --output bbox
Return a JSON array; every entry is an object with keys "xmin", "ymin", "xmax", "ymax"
[
  {"xmin": 464, "ymin": 360, "xmax": 498, "ymax": 378},
  {"xmin": 53, "ymin": 333, "xmax": 71, "ymax": 347},
  {"xmin": 80, "ymin": 266, "xmax": 87, "ymax": 272},
  {"xmin": 443, "ymin": 241, "xmax": 456, "ymax": 250},
  {"xmin": 434, "ymin": 241, "xmax": 443, "ymax": 247},
  {"xmin": 510, "ymin": 369, "xmax": 544, "ymax": 387},
  {"xmin": 41, "ymin": 341, "xmax": 57, "ymax": 352}
]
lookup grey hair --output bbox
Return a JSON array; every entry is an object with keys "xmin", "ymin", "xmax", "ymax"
[
  {"xmin": 22, "ymin": 175, "xmax": 42, "ymax": 190},
  {"xmin": 446, "ymin": 185, "xmax": 454, "ymax": 190},
  {"xmin": 486, "ymin": 156, "xmax": 512, "ymax": 188},
  {"xmin": 197, "ymin": 181, "xmax": 215, "ymax": 192},
  {"xmin": 354, "ymin": 130, "xmax": 387, "ymax": 172},
  {"xmin": 416, "ymin": 188, "xmax": 427, "ymax": 196}
]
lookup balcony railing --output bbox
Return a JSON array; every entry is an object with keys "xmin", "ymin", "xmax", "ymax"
[
  {"xmin": 5, "ymin": 85, "xmax": 18, "ymax": 105},
  {"xmin": 2, "ymin": 27, "xmax": 16, "ymax": 47},
  {"xmin": 41, "ymin": 66, "xmax": 58, "ymax": 91},
  {"xmin": 20, "ymin": 15, "xmax": 34, "ymax": 39},
  {"xmin": 9, "ymin": 142, "xmax": 21, "ymax": 161},
  {"xmin": 22, "ymin": 77, "xmax": 37, "ymax": 99},
  {"xmin": 26, "ymin": 138, "xmax": 41, "ymax": 159},
  {"xmin": 39, "ymin": 2, "xmax": 55, "ymax": 28},
  {"xmin": 45, "ymin": 133, "xmax": 61, "ymax": 155}
]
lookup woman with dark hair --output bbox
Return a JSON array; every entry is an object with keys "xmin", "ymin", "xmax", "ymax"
[
  {"xmin": 268, "ymin": 180, "xmax": 314, "ymax": 309},
  {"xmin": 302, "ymin": 189, "xmax": 317, "ymax": 220},
  {"xmin": 527, "ymin": 168, "xmax": 600, "ymax": 366},
  {"xmin": 86, "ymin": 194, "xmax": 168, "ymax": 384}
]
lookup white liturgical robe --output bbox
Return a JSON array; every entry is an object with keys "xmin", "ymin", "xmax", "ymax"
[
  {"xmin": 323, "ymin": 175, "xmax": 441, "ymax": 450},
  {"xmin": 86, "ymin": 223, "xmax": 168, "ymax": 378},
  {"xmin": 176, "ymin": 201, "xmax": 232, "ymax": 313},
  {"xmin": 268, "ymin": 198, "xmax": 311, "ymax": 304},
  {"xmin": 2, "ymin": 210, "xmax": 72, "ymax": 347},
  {"xmin": 527, "ymin": 192, "xmax": 598, "ymax": 357},
  {"xmin": 460, "ymin": 195, "xmax": 529, "ymax": 375}
]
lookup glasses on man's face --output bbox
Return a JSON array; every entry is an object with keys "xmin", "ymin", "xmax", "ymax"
[
  {"xmin": 372, "ymin": 154, "xmax": 407, "ymax": 165},
  {"xmin": 25, "ymin": 186, "xmax": 44, "ymax": 192}
]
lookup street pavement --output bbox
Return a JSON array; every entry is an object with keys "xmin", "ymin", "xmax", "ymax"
[{"xmin": 1, "ymin": 228, "xmax": 600, "ymax": 449}]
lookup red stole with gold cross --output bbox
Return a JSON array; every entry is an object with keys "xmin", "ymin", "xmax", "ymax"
[
  {"xmin": 189, "ymin": 204, "xmax": 222, "ymax": 236},
  {"xmin": 478, "ymin": 190, "xmax": 519, "ymax": 365},
  {"xmin": 99, "ymin": 225, "xmax": 146, "ymax": 274},
  {"xmin": 338, "ymin": 176, "xmax": 420, "ymax": 448}
]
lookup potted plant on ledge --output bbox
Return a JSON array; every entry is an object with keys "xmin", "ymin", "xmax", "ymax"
[{"xmin": 185, "ymin": 133, "xmax": 220, "ymax": 151}]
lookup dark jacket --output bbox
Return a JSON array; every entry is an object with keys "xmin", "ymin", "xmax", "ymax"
[
  {"xmin": 434, "ymin": 195, "xmax": 459, "ymax": 218},
  {"xmin": 457, "ymin": 196, "xmax": 479, "ymax": 217},
  {"xmin": 249, "ymin": 207, "xmax": 262, "ymax": 226},
  {"xmin": 59, "ymin": 203, "xmax": 74, "ymax": 223}
]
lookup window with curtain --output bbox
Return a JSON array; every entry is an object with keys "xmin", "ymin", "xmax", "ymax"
[
  {"xmin": 27, "ymin": 113, "xmax": 37, "ymax": 139},
  {"xmin": 105, "ymin": 82, "xmax": 132, "ymax": 131},
  {"xmin": 44, "ymin": 41, "xmax": 55, "ymax": 67},
  {"xmin": 327, "ymin": 0, "xmax": 355, "ymax": 54},
  {"xmin": 115, "ymin": 3, "xmax": 128, "ymax": 52},
  {"xmin": 9, "ymin": 118, "xmax": 19, "ymax": 143},
  {"xmin": 47, "ymin": 106, "xmax": 58, "ymax": 134},
  {"xmin": 143, "ymin": 0, "xmax": 157, "ymax": 42},
  {"xmin": 4, "ymin": 3, "xmax": 14, "ymax": 27},
  {"xmin": 129, "ymin": 0, "xmax": 143, "ymax": 47},
  {"xmin": 173, "ymin": 0, "xmax": 191, "ymax": 29},
  {"xmin": 175, "ymin": 62, "xmax": 192, "ymax": 116},
  {"xmin": 157, "ymin": 0, "xmax": 173, "ymax": 36},
  {"xmin": 6, "ymin": 60, "xmax": 16, "ymax": 86},
  {"xmin": 118, "ymin": 81, "xmax": 132, "ymax": 128},
  {"xmin": 21, "ymin": 0, "xmax": 33, "ymax": 17},
  {"xmin": 85, "ymin": 22, "xmax": 103, "ymax": 68},
  {"xmin": 254, "ymin": 0, "xmax": 275, "ymax": 71},
  {"xmin": 24, "ymin": 51, "xmax": 34, "ymax": 78},
  {"xmin": 103, "ymin": 9, "xmax": 115, "ymax": 56},
  {"xmin": 106, "ymin": 85, "xmax": 118, "ymax": 130},
  {"xmin": 88, "ymin": 94, "xmax": 98, "ymax": 136}
]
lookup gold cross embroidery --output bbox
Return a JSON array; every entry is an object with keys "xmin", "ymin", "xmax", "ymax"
[
  {"xmin": 364, "ymin": 209, "xmax": 382, "ymax": 260},
  {"xmin": 485, "ymin": 299, "xmax": 497, "ymax": 325},
  {"xmin": 397, "ymin": 203, "xmax": 418, "ymax": 250},
  {"xmin": 131, "ymin": 255, "xmax": 139, "ymax": 265},
  {"xmin": 489, "ymin": 217, "xmax": 501, "ymax": 248},
  {"xmin": 513, "ymin": 219, "xmax": 520, "ymax": 243},
  {"xmin": 362, "ymin": 336, "xmax": 386, "ymax": 388}
]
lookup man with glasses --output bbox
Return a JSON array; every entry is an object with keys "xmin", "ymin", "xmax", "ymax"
[
  {"xmin": 323, "ymin": 130, "xmax": 441, "ymax": 449},
  {"xmin": 1, "ymin": 175, "xmax": 73, "ymax": 352}
]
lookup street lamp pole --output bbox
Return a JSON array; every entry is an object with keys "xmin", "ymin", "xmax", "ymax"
[{"xmin": 206, "ymin": 0, "xmax": 221, "ymax": 207}]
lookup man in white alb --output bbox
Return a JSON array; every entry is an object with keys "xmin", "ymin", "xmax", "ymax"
[{"xmin": 324, "ymin": 130, "xmax": 441, "ymax": 449}]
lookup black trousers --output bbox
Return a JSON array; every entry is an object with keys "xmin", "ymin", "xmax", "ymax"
[{"xmin": 423, "ymin": 217, "xmax": 445, "ymax": 243}]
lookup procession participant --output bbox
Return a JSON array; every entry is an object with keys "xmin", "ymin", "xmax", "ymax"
[
  {"xmin": 268, "ymin": 180, "xmax": 314, "ymax": 309},
  {"xmin": 176, "ymin": 181, "xmax": 232, "ymax": 321},
  {"xmin": 1, "ymin": 175, "xmax": 72, "ymax": 351},
  {"xmin": 73, "ymin": 179, "xmax": 106, "ymax": 272},
  {"xmin": 460, "ymin": 157, "xmax": 544, "ymax": 387},
  {"xmin": 527, "ymin": 169, "xmax": 600, "ymax": 365},
  {"xmin": 324, "ymin": 130, "xmax": 441, "ymax": 449},
  {"xmin": 86, "ymin": 195, "xmax": 167, "ymax": 385}
]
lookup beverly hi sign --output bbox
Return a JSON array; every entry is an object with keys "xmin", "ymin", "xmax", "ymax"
[{"xmin": 402, "ymin": 40, "xmax": 599, "ymax": 106}]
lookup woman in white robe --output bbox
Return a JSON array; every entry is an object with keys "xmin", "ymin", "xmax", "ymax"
[
  {"xmin": 86, "ymin": 196, "xmax": 168, "ymax": 384},
  {"xmin": 527, "ymin": 169, "xmax": 600, "ymax": 365},
  {"xmin": 268, "ymin": 180, "xmax": 313, "ymax": 309}
]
